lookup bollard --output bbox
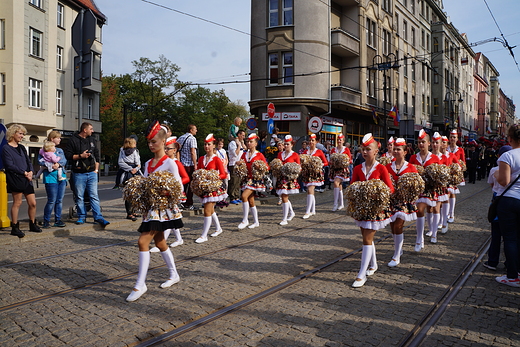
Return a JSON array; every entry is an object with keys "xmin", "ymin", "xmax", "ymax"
[{"xmin": 0, "ymin": 171, "xmax": 11, "ymax": 228}]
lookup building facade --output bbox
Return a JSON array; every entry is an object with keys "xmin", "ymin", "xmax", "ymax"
[{"xmin": 0, "ymin": 0, "xmax": 106, "ymax": 161}]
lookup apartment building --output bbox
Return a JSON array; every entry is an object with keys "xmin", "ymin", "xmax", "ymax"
[{"xmin": 0, "ymin": 0, "xmax": 106, "ymax": 160}]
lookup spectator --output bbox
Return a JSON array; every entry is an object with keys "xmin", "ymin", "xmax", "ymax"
[
  {"xmin": 228, "ymin": 130, "xmax": 246, "ymax": 204},
  {"xmin": 117, "ymin": 137, "xmax": 142, "ymax": 221},
  {"xmin": 257, "ymin": 130, "xmax": 268, "ymax": 154},
  {"xmin": 177, "ymin": 124, "xmax": 198, "ymax": 210},
  {"xmin": 228, "ymin": 117, "xmax": 242, "ymax": 142},
  {"xmin": 299, "ymin": 140, "xmax": 308, "ymax": 154},
  {"xmin": 270, "ymin": 127, "xmax": 280, "ymax": 146},
  {"xmin": 64, "ymin": 122, "xmax": 110, "ymax": 227},
  {"xmin": 39, "ymin": 131, "xmax": 67, "ymax": 228},
  {"xmin": 466, "ymin": 142, "xmax": 479, "ymax": 184},
  {"xmin": 495, "ymin": 125, "xmax": 520, "ymax": 287},
  {"xmin": 1, "ymin": 124, "xmax": 41, "ymax": 237}
]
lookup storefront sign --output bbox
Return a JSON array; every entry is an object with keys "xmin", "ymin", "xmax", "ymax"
[
  {"xmin": 308, "ymin": 116, "xmax": 323, "ymax": 133},
  {"xmin": 261, "ymin": 112, "xmax": 301, "ymax": 121},
  {"xmin": 322, "ymin": 116, "xmax": 344, "ymax": 126}
]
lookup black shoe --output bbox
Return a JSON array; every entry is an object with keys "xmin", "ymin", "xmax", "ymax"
[
  {"xmin": 42, "ymin": 222, "xmax": 51, "ymax": 229},
  {"xmin": 29, "ymin": 220, "xmax": 42, "ymax": 233},
  {"xmin": 10, "ymin": 222, "xmax": 25, "ymax": 238},
  {"xmin": 54, "ymin": 221, "xmax": 66, "ymax": 227},
  {"xmin": 483, "ymin": 262, "xmax": 497, "ymax": 271}
]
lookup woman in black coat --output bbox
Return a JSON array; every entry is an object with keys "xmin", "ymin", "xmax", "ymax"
[{"xmin": 1, "ymin": 124, "xmax": 42, "ymax": 237}]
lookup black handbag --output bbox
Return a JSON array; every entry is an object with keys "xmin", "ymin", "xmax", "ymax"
[{"xmin": 488, "ymin": 173, "xmax": 520, "ymax": 223}]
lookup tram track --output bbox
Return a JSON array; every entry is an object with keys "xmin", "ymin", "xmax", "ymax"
[{"xmin": 132, "ymin": 186, "xmax": 491, "ymax": 346}]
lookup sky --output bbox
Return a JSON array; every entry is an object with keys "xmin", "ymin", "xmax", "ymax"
[{"xmin": 95, "ymin": 0, "xmax": 519, "ymax": 110}]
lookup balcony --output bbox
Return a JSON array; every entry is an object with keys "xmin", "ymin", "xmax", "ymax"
[
  {"xmin": 331, "ymin": 84, "xmax": 361, "ymax": 106},
  {"xmin": 332, "ymin": 0, "xmax": 359, "ymax": 6},
  {"xmin": 331, "ymin": 28, "xmax": 360, "ymax": 58}
]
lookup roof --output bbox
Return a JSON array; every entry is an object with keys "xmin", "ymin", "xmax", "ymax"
[{"xmin": 71, "ymin": 0, "xmax": 107, "ymax": 23}]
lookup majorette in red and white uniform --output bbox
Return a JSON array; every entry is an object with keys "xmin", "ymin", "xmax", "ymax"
[
  {"xmin": 166, "ymin": 136, "xmax": 189, "ymax": 203},
  {"xmin": 302, "ymin": 133, "xmax": 328, "ymax": 186},
  {"xmin": 382, "ymin": 136, "xmax": 395, "ymax": 160},
  {"xmin": 350, "ymin": 133, "xmax": 394, "ymax": 230},
  {"xmin": 431, "ymin": 132, "xmax": 449, "ymax": 202},
  {"xmin": 241, "ymin": 133, "xmax": 269, "ymax": 191},
  {"xmin": 276, "ymin": 135, "xmax": 301, "ymax": 195},
  {"xmin": 442, "ymin": 135, "xmax": 460, "ymax": 194},
  {"xmin": 329, "ymin": 133, "xmax": 351, "ymax": 182},
  {"xmin": 197, "ymin": 134, "xmax": 228, "ymax": 204},
  {"xmin": 409, "ymin": 129, "xmax": 440, "ymax": 207},
  {"xmin": 386, "ymin": 138, "xmax": 419, "ymax": 222},
  {"xmin": 447, "ymin": 129, "xmax": 466, "ymax": 186}
]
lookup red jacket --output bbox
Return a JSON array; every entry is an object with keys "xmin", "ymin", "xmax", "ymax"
[
  {"xmin": 351, "ymin": 162, "xmax": 394, "ymax": 193},
  {"xmin": 175, "ymin": 159, "xmax": 190, "ymax": 185},
  {"xmin": 197, "ymin": 155, "xmax": 227, "ymax": 180},
  {"xmin": 241, "ymin": 151, "xmax": 269, "ymax": 179},
  {"xmin": 277, "ymin": 151, "xmax": 301, "ymax": 164},
  {"xmin": 385, "ymin": 161, "xmax": 418, "ymax": 183},
  {"xmin": 302, "ymin": 148, "xmax": 328, "ymax": 166},
  {"xmin": 409, "ymin": 152, "xmax": 440, "ymax": 167}
]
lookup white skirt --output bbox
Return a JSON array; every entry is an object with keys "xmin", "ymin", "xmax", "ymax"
[
  {"xmin": 354, "ymin": 218, "xmax": 391, "ymax": 231},
  {"xmin": 390, "ymin": 211, "xmax": 417, "ymax": 222}
]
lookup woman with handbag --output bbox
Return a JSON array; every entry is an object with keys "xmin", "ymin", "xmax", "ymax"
[
  {"xmin": 494, "ymin": 125, "xmax": 520, "ymax": 287},
  {"xmin": 1, "ymin": 124, "xmax": 42, "ymax": 237},
  {"xmin": 117, "ymin": 137, "xmax": 142, "ymax": 220}
]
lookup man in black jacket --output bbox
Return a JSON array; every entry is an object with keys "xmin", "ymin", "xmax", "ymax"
[
  {"xmin": 466, "ymin": 142, "xmax": 479, "ymax": 184},
  {"xmin": 64, "ymin": 122, "xmax": 109, "ymax": 227}
]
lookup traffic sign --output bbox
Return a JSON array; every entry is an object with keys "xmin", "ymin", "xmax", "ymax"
[
  {"xmin": 0, "ymin": 124, "xmax": 7, "ymax": 169},
  {"xmin": 72, "ymin": 9, "xmax": 97, "ymax": 55},
  {"xmin": 267, "ymin": 119, "xmax": 275, "ymax": 134},
  {"xmin": 308, "ymin": 116, "xmax": 323, "ymax": 134},
  {"xmin": 267, "ymin": 103, "xmax": 275, "ymax": 118},
  {"xmin": 246, "ymin": 118, "xmax": 257, "ymax": 130}
]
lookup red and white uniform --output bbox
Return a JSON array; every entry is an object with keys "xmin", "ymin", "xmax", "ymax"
[
  {"xmin": 302, "ymin": 148, "xmax": 328, "ymax": 186},
  {"xmin": 432, "ymin": 153, "xmax": 449, "ymax": 202},
  {"xmin": 330, "ymin": 146, "xmax": 351, "ymax": 181},
  {"xmin": 386, "ymin": 161, "xmax": 419, "ymax": 222},
  {"xmin": 350, "ymin": 162, "xmax": 394, "ymax": 230},
  {"xmin": 174, "ymin": 158, "xmax": 189, "ymax": 202},
  {"xmin": 197, "ymin": 155, "xmax": 228, "ymax": 203},
  {"xmin": 409, "ymin": 152, "xmax": 440, "ymax": 206},
  {"xmin": 241, "ymin": 150, "xmax": 269, "ymax": 191},
  {"xmin": 276, "ymin": 150, "xmax": 301, "ymax": 195},
  {"xmin": 448, "ymin": 145, "xmax": 466, "ymax": 186},
  {"xmin": 443, "ymin": 151, "xmax": 460, "ymax": 194}
]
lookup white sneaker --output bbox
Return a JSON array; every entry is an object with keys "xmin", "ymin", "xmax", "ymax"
[
  {"xmin": 126, "ymin": 285, "xmax": 147, "ymax": 302},
  {"xmin": 337, "ymin": 206, "xmax": 344, "ymax": 211},
  {"xmin": 238, "ymin": 221, "xmax": 249, "ymax": 229},
  {"xmin": 430, "ymin": 237, "xmax": 437, "ymax": 243},
  {"xmin": 287, "ymin": 212, "xmax": 295, "ymax": 221},
  {"xmin": 149, "ymin": 247, "xmax": 160, "ymax": 253},
  {"xmin": 195, "ymin": 236, "xmax": 208, "ymax": 243},
  {"xmin": 302, "ymin": 213, "xmax": 312, "ymax": 219},
  {"xmin": 279, "ymin": 220, "xmax": 288, "ymax": 226},
  {"xmin": 352, "ymin": 277, "xmax": 367, "ymax": 288},
  {"xmin": 388, "ymin": 259, "xmax": 400, "ymax": 267},
  {"xmin": 437, "ymin": 224, "xmax": 442, "ymax": 229},
  {"xmin": 425, "ymin": 231, "xmax": 432, "ymax": 237},
  {"xmin": 248, "ymin": 222, "xmax": 259, "ymax": 229},
  {"xmin": 332, "ymin": 205, "xmax": 338, "ymax": 212},
  {"xmin": 170, "ymin": 240, "xmax": 184, "ymax": 247},
  {"xmin": 448, "ymin": 217, "xmax": 454, "ymax": 223},
  {"xmin": 414, "ymin": 243, "xmax": 423, "ymax": 252},
  {"xmin": 366, "ymin": 267, "xmax": 378, "ymax": 276},
  {"xmin": 210, "ymin": 229, "xmax": 223, "ymax": 237},
  {"xmin": 160, "ymin": 274, "xmax": 180, "ymax": 288},
  {"xmin": 441, "ymin": 226, "xmax": 448, "ymax": 234}
]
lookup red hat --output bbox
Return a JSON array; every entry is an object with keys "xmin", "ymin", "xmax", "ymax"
[
  {"xmin": 388, "ymin": 136, "xmax": 394, "ymax": 144},
  {"xmin": 338, "ymin": 133, "xmax": 345, "ymax": 139},
  {"xmin": 362, "ymin": 133, "xmax": 375, "ymax": 147},
  {"xmin": 418, "ymin": 129, "xmax": 427, "ymax": 140},
  {"xmin": 395, "ymin": 138, "xmax": 406, "ymax": 146},
  {"xmin": 284, "ymin": 135, "xmax": 293, "ymax": 142},
  {"xmin": 442, "ymin": 136, "xmax": 449, "ymax": 142},
  {"xmin": 450, "ymin": 129, "xmax": 458, "ymax": 136},
  {"xmin": 309, "ymin": 133, "xmax": 317, "ymax": 139},
  {"xmin": 146, "ymin": 120, "xmax": 162, "ymax": 140},
  {"xmin": 248, "ymin": 133, "xmax": 258, "ymax": 140},
  {"xmin": 432, "ymin": 132, "xmax": 441, "ymax": 141},
  {"xmin": 166, "ymin": 136, "xmax": 177, "ymax": 146},
  {"xmin": 205, "ymin": 134, "xmax": 216, "ymax": 143}
]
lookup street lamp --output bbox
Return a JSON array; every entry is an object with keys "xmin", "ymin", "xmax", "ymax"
[
  {"xmin": 371, "ymin": 53, "xmax": 399, "ymax": 141},
  {"xmin": 444, "ymin": 91, "xmax": 463, "ymax": 134}
]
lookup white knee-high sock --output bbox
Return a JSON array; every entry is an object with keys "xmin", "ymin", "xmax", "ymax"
[
  {"xmin": 288, "ymin": 201, "xmax": 294, "ymax": 215},
  {"xmin": 160, "ymin": 248, "xmax": 178, "ymax": 279},
  {"xmin": 211, "ymin": 212, "xmax": 222, "ymax": 231},
  {"xmin": 201, "ymin": 216, "xmax": 212, "ymax": 238},
  {"xmin": 356, "ymin": 244, "xmax": 374, "ymax": 279},
  {"xmin": 393, "ymin": 234, "xmax": 404, "ymax": 260},
  {"xmin": 370, "ymin": 241, "xmax": 377, "ymax": 269},
  {"xmin": 426, "ymin": 212, "xmax": 433, "ymax": 231},
  {"xmin": 241, "ymin": 201, "xmax": 250, "ymax": 223},
  {"xmin": 416, "ymin": 217, "xmax": 425, "ymax": 245},
  {"xmin": 281, "ymin": 202, "xmax": 289, "ymax": 221},
  {"xmin": 306, "ymin": 194, "xmax": 312, "ymax": 214},
  {"xmin": 441, "ymin": 203, "xmax": 449, "ymax": 226},
  {"xmin": 135, "ymin": 251, "xmax": 150, "ymax": 290},
  {"xmin": 431, "ymin": 214, "xmax": 440, "ymax": 238},
  {"xmin": 311, "ymin": 195, "xmax": 316, "ymax": 214},
  {"xmin": 339, "ymin": 188, "xmax": 344, "ymax": 208},
  {"xmin": 163, "ymin": 229, "xmax": 171, "ymax": 242},
  {"xmin": 250, "ymin": 206, "xmax": 259, "ymax": 224},
  {"xmin": 173, "ymin": 228, "xmax": 182, "ymax": 242},
  {"xmin": 449, "ymin": 197, "xmax": 456, "ymax": 218},
  {"xmin": 333, "ymin": 188, "xmax": 339, "ymax": 207}
]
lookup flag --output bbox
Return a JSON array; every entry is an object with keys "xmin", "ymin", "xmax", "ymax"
[
  {"xmin": 371, "ymin": 106, "xmax": 378, "ymax": 124},
  {"xmin": 486, "ymin": 125, "xmax": 492, "ymax": 134},
  {"xmin": 389, "ymin": 105, "xmax": 400, "ymax": 126}
]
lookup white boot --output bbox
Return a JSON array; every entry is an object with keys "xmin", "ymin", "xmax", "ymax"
[
  {"xmin": 389, "ymin": 234, "xmax": 404, "ymax": 267},
  {"xmin": 238, "ymin": 201, "xmax": 250, "ymax": 229},
  {"xmin": 332, "ymin": 188, "xmax": 339, "ymax": 211},
  {"xmin": 248, "ymin": 206, "xmax": 259, "ymax": 228},
  {"xmin": 280, "ymin": 202, "xmax": 289, "ymax": 225},
  {"xmin": 448, "ymin": 197, "xmax": 456, "ymax": 222},
  {"xmin": 211, "ymin": 212, "xmax": 223, "ymax": 236},
  {"xmin": 160, "ymin": 249, "xmax": 180, "ymax": 288},
  {"xmin": 127, "ymin": 251, "xmax": 150, "ymax": 301},
  {"xmin": 196, "ymin": 216, "xmax": 211, "ymax": 243},
  {"xmin": 338, "ymin": 188, "xmax": 344, "ymax": 210},
  {"xmin": 353, "ymin": 245, "xmax": 374, "ymax": 287},
  {"xmin": 303, "ymin": 194, "xmax": 313, "ymax": 218}
]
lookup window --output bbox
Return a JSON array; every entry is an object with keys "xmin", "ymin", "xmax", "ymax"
[
  {"xmin": 382, "ymin": 29, "xmax": 391, "ymax": 56},
  {"xmin": 282, "ymin": 52, "xmax": 293, "ymax": 84},
  {"xmin": 366, "ymin": 69, "xmax": 376, "ymax": 97},
  {"xmin": 56, "ymin": 46, "xmax": 63, "ymax": 70},
  {"xmin": 385, "ymin": 75, "xmax": 391, "ymax": 101},
  {"xmin": 57, "ymin": 3, "xmax": 64, "ymax": 27},
  {"xmin": 422, "ymin": 94, "xmax": 425, "ymax": 113},
  {"xmin": 411, "ymin": 0, "xmax": 415, "ymax": 14},
  {"xmin": 268, "ymin": 51, "xmax": 293, "ymax": 85},
  {"xmin": 0, "ymin": 19, "xmax": 5, "ymax": 49},
  {"xmin": 411, "ymin": 61, "xmax": 415, "ymax": 81},
  {"xmin": 30, "ymin": 0, "xmax": 42, "ymax": 8},
  {"xmin": 395, "ymin": 13, "xmax": 399, "ymax": 35},
  {"xmin": 403, "ymin": 20, "xmax": 408, "ymax": 41},
  {"xmin": 92, "ymin": 52, "xmax": 101, "ymax": 79},
  {"xmin": 421, "ymin": 0, "xmax": 425, "ymax": 17},
  {"xmin": 29, "ymin": 78, "xmax": 42, "ymax": 108},
  {"xmin": 433, "ymin": 98, "xmax": 439, "ymax": 115},
  {"xmin": 0, "ymin": 73, "xmax": 5, "ymax": 104},
  {"xmin": 444, "ymin": 40, "xmax": 449, "ymax": 57},
  {"xmin": 411, "ymin": 95, "xmax": 416, "ymax": 115},
  {"xmin": 87, "ymin": 98, "xmax": 93, "ymax": 119},
  {"xmin": 268, "ymin": 0, "xmax": 293, "ymax": 27},
  {"xmin": 268, "ymin": 53, "xmax": 278, "ymax": 84},
  {"xmin": 427, "ymin": 96, "xmax": 430, "ymax": 114},
  {"xmin": 403, "ymin": 92, "xmax": 408, "ymax": 114},
  {"xmin": 421, "ymin": 63, "xmax": 425, "ymax": 81},
  {"xmin": 403, "ymin": 57, "xmax": 408, "ymax": 77},
  {"xmin": 433, "ymin": 37, "xmax": 438, "ymax": 52},
  {"xmin": 30, "ymin": 27, "xmax": 42, "ymax": 57},
  {"xmin": 382, "ymin": 0, "xmax": 391, "ymax": 12},
  {"xmin": 426, "ymin": 34, "xmax": 430, "ymax": 51},
  {"xmin": 421, "ymin": 29, "xmax": 425, "ymax": 48},
  {"xmin": 56, "ymin": 89, "xmax": 63, "ymax": 114},
  {"xmin": 366, "ymin": 18, "xmax": 376, "ymax": 47},
  {"xmin": 403, "ymin": 0, "xmax": 408, "ymax": 7},
  {"xmin": 411, "ymin": 27, "xmax": 415, "ymax": 46}
]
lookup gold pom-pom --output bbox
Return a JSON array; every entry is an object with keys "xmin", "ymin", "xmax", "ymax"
[
  {"xmin": 330, "ymin": 153, "xmax": 350, "ymax": 169},
  {"xmin": 459, "ymin": 159, "xmax": 467, "ymax": 172},
  {"xmin": 346, "ymin": 179, "xmax": 391, "ymax": 220},
  {"xmin": 301, "ymin": 155, "xmax": 323, "ymax": 182},
  {"xmin": 270, "ymin": 158, "xmax": 283, "ymax": 179},
  {"xmin": 122, "ymin": 175, "xmax": 148, "ymax": 213},
  {"xmin": 413, "ymin": 164, "xmax": 425, "ymax": 176},
  {"xmin": 252, "ymin": 160, "xmax": 269, "ymax": 181},
  {"xmin": 147, "ymin": 171, "xmax": 183, "ymax": 210},
  {"xmin": 394, "ymin": 172, "xmax": 424, "ymax": 203},
  {"xmin": 449, "ymin": 163, "xmax": 464, "ymax": 186},
  {"xmin": 233, "ymin": 160, "xmax": 248, "ymax": 180},
  {"xmin": 378, "ymin": 156, "xmax": 392, "ymax": 166},
  {"xmin": 299, "ymin": 154, "xmax": 311, "ymax": 165},
  {"xmin": 191, "ymin": 169, "xmax": 223, "ymax": 198},
  {"xmin": 280, "ymin": 162, "xmax": 302, "ymax": 181}
]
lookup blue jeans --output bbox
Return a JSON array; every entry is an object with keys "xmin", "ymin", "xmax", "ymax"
[
  {"xmin": 44, "ymin": 181, "xmax": 66, "ymax": 223},
  {"xmin": 497, "ymin": 196, "xmax": 520, "ymax": 279},
  {"xmin": 72, "ymin": 171, "xmax": 103, "ymax": 220}
]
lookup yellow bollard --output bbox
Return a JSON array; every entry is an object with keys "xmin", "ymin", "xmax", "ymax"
[{"xmin": 0, "ymin": 171, "xmax": 11, "ymax": 228}]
